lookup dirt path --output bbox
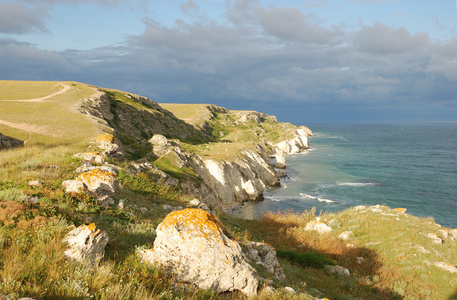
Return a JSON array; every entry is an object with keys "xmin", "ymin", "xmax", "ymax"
[
  {"xmin": 0, "ymin": 82, "xmax": 70, "ymax": 102},
  {"xmin": 0, "ymin": 83, "xmax": 70, "ymax": 142}
]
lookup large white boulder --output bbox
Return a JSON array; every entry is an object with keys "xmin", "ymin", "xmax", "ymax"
[
  {"xmin": 63, "ymin": 223, "xmax": 109, "ymax": 267},
  {"xmin": 139, "ymin": 209, "xmax": 259, "ymax": 296}
]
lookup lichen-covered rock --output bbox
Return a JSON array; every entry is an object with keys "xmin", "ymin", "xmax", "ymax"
[
  {"xmin": 243, "ymin": 242, "xmax": 286, "ymax": 280},
  {"xmin": 139, "ymin": 209, "xmax": 259, "ymax": 296},
  {"xmin": 74, "ymin": 151, "xmax": 106, "ymax": 165},
  {"xmin": 62, "ymin": 179, "xmax": 85, "ymax": 193},
  {"xmin": 95, "ymin": 133, "xmax": 124, "ymax": 159},
  {"xmin": 77, "ymin": 169, "xmax": 119, "ymax": 197},
  {"xmin": 63, "ymin": 223, "xmax": 109, "ymax": 267},
  {"xmin": 431, "ymin": 262, "xmax": 457, "ymax": 273},
  {"xmin": 305, "ymin": 220, "xmax": 332, "ymax": 234}
]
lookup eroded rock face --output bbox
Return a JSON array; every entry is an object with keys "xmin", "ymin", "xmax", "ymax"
[
  {"xmin": 139, "ymin": 209, "xmax": 259, "ymax": 296},
  {"xmin": 63, "ymin": 223, "xmax": 109, "ymax": 267}
]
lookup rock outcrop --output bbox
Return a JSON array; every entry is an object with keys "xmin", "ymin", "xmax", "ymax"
[
  {"xmin": 243, "ymin": 242, "xmax": 286, "ymax": 280},
  {"xmin": 139, "ymin": 209, "xmax": 259, "ymax": 296},
  {"xmin": 0, "ymin": 132, "xmax": 24, "ymax": 149},
  {"xmin": 63, "ymin": 223, "xmax": 109, "ymax": 267}
]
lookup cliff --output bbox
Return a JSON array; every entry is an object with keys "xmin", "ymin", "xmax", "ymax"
[{"xmin": 80, "ymin": 92, "xmax": 312, "ymax": 209}]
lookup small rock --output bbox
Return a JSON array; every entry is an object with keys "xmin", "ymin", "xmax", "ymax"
[
  {"xmin": 77, "ymin": 169, "xmax": 119, "ymax": 198},
  {"xmin": 338, "ymin": 231, "xmax": 354, "ymax": 241},
  {"xmin": 427, "ymin": 233, "xmax": 443, "ymax": 244},
  {"xmin": 24, "ymin": 196, "xmax": 39, "ymax": 203},
  {"xmin": 449, "ymin": 229, "xmax": 457, "ymax": 240},
  {"xmin": 354, "ymin": 205, "xmax": 366, "ymax": 211},
  {"xmin": 262, "ymin": 286, "xmax": 275, "ymax": 295},
  {"xmin": 117, "ymin": 199, "xmax": 125, "ymax": 210},
  {"xmin": 325, "ymin": 265, "xmax": 350, "ymax": 277},
  {"xmin": 62, "ymin": 180, "xmax": 85, "ymax": 193},
  {"xmin": 189, "ymin": 198, "xmax": 200, "ymax": 206},
  {"xmin": 416, "ymin": 245, "xmax": 431, "ymax": 254},
  {"xmin": 283, "ymin": 287, "xmax": 296, "ymax": 294},
  {"xmin": 28, "ymin": 180, "xmax": 42, "ymax": 187},
  {"xmin": 357, "ymin": 257, "xmax": 365, "ymax": 264},
  {"xmin": 139, "ymin": 207, "xmax": 148, "ymax": 212},
  {"xmin": 432, "ymin": 262, "xmax": 457, "ymax": 273},
  {"xmin": 305, "ymin": 220, "xmax": 332, "ymax": 234},
  {"xmin": 162, "ymin": 204, "xmax": 173, "ymax": 210}
]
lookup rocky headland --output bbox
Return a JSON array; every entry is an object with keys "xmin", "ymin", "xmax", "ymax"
[{"xmin": 1, "ymin": 80, "xmax": 456, "ymax": 300}]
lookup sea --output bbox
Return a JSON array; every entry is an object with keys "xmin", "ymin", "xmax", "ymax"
[{"xmin": 230, "ymin": 124, "xmax": 457, "ymax": 229}]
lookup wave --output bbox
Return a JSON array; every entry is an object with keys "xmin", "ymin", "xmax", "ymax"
[
  {"xmin": 300, "ymin": 193, "xmax": 336, "ymax": 203},
  {"xmin": 337, "ymin": 182, "xmax": 382, "ymax": 187}
]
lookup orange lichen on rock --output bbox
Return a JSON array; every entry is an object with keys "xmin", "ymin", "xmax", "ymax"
[
  {"xmin": 95, "ymin": 133, "xmax": 115, "ymax": 144},
  {"xmin": 87, "ymin": 223, "xmax": 96, "ymax": 232},
  {"xmin": 394, "ymin": 208, "xmax": 407, "ymax": 213},
  {"xmin": 159, "ymin": 208, "xmax": 224, "ymax": 237},
  {"xmin": 77, "ymin": 169, "xmax": 117, "ymax": 185}
]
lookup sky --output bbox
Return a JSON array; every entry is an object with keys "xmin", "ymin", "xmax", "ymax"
[{"xmin": 1, "ymin": 0, "xmax": 457, "ymax": 124}]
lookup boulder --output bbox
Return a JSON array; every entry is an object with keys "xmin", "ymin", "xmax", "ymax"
[
  {"xmin": 243, "ymin": 242, "xmax": 286, "ymax": 280},
  {"xmin": 95, "ymin": 133, "xmax": 124, "ymax": 160},
  {"xmin": 139, "ymin": 208, "xmax": 259, "ymax": 296},
  {"xmin": 305, "ymin": 220, "xmax": 332, "ymax": 234},
  {"xmin": 63, "ymin": 223, "xmax": 109, "ymax": 267},
  {"xmin": 427, "ymin": 233, "xmax": 443, "ymax": 245},
  {"xmin": 77, "ymin": 169, "xmax": 119, "ymax": 198}
]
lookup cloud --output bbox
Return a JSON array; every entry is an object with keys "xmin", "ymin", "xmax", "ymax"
[
  {"xmin": 354, "ymin": 23, "xmax": 431, "ymax": 54},
  {"xmin": 255, "ymin": 7, "xmax": 343, "ymax": 45},
  {"xmin": 0, "ymin": 1, "xmax": 49, "ymax": 34},
  {"xmin": 0, "ymin": 39, "xmax": 77, "ymax": 79}
]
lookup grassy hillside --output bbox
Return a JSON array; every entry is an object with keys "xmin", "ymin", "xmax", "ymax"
[{"xmin": 1, "ymin": 81, "xmax": 456, "ymax": 299}]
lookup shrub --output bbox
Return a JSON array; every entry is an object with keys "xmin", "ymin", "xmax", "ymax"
[{"xmin": 276, "ymin": 250, "xmax": 336, "ymax": 269}]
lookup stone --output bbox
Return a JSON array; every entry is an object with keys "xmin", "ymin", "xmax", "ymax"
[
  {"xmin": 62, "ymin": 180, "xmax": 85, "ymax": 193},
  {"xmin": 243, "ymin": 241, "xmax": 286, "ymax": 280},
  {"xmin": 449, "ymin": 229, "xmax": 457, "ymax": 240},
  {"xmin": 338, "ymin": 231, "xmax": 354, "ymax": 241},
  {"xmin": 189, "ymin": 198, "xmax": 201, "ymax": 206},
  {"xmin": 77, "ymin": 169, "xmax": 119, "ymax": 198},
  {"xmin": 283, "ymin": 287, "xmax": 296, "ymax": 294},
  {"xmin": 357, "ymin": 257, "xmax": 365, "ymax": 264},
  {"xmin": 354, "ymin": 205, "xmax": 366, "ymax": 211},
  {"xmin": 127, "ymin": 158, "xmax": 154, "ymax": 174},
  {"xmin": 427, "ymin": 233, "xmax": 443, "ymax": 244},
  {"xmin": 139, "ymin": 209, "xmax": 259, "ymax": 296},
  {"xmin": 416, "ymin": 245, "xmax": 431, "ymax": 254},
  {"xmin": 74, "ymin": 151, "xmax": 106, "ymax": 165},
  {"xmin": 95, "ymin": 133, "xmax": 124, "ymax": 160},
  {"xmin": 325, "ymin": 265, "xmax": 350, "ymax": 277},
  {"xmin": 432, "ymin": 262, "xmax": 457, "ymax": 273},
  {"xmin": 304, "ymin": 220, "xmax": 332, "ymax": 234},
  {"xmin": 28, "ymin": 180, "xmax": 42, "ymax": 187},
  {"xmin": 63, "ymin": 223, "xmax": 109, "ymax": 267},
  {"xmin": 117, "ymin": 199, "xmax": 125, "ymax": 210}
]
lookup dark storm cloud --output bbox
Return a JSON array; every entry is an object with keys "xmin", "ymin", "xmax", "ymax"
[
  {"xmin": 1, "ymin": 0, "xmax": 456, "ymax": 123},
  {"xmin": 0, "ymin": 1, "xmax": 48, "ymax": 34}
]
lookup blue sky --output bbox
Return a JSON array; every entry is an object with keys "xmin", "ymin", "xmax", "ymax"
[{"xmin": 1, "ymin": 0, "xmax": 457, "ymax": 124}]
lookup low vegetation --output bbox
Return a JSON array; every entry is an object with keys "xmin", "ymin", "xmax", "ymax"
[{"xmin": 1, "ymin": 81, "xmax": 456, "ymax": 299}]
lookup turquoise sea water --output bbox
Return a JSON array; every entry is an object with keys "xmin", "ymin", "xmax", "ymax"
[{"xmin": 232, "ymin": 124, "xmax": 457, "ymax": 228}]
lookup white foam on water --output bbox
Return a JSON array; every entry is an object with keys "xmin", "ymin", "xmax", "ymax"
[{"xmin": 300, "ymin": 193, "xmax": 336, "ymax": 203}]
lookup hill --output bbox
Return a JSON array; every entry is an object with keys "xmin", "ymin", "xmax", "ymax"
[{"xmin": 0, "ymin": 80, "xmax": 456, "ymax": 299}]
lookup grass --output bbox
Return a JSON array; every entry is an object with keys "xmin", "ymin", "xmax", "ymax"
[{"xmin": 2, "ymin": 81, "xmax": 456, "ymax": 299}]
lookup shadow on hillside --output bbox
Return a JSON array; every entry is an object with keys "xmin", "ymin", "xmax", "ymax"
[
  {"xmin": 245, "ymin": 213, "xmax": 404, "ymax": 299},
  {"xmin": 449, "ymin": 289, "xmax": 457, "ymax": 299}
]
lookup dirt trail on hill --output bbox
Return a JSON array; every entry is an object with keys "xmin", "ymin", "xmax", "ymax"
[
  {"xmin": 0, "ymin": 83, "xmax": 70, "ymax": 141},
  {"xmin": 0, "ymin": 82, "xmax": 70, "ymax": 102}
]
